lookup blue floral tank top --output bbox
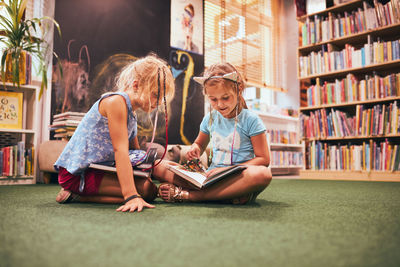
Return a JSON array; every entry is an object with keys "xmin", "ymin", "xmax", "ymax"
[{"xmin": 54, "ymin": 92, "xmax": 137, "ymax": 175}]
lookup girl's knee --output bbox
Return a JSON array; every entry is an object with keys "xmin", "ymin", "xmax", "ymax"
[{"xmin": 247, "ymin": 166, "xmax": 272, "ymax": 187}]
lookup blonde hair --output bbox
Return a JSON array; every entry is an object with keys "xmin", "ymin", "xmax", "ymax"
[
  {"xmin": 203, "ymin": 62, "xmax": 247, "ymax": 110},
  {"xmin": 116, "ymin": 54, "xmax": 175, "ymax": 103}
]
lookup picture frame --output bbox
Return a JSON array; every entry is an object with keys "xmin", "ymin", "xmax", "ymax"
[
  {"xmin": 170, "ymin": 0, "xmax": 204, "ymax": 55},
  {"xmin": 0, "ymin": 91, "xmax": 23, "ymax": 129}
]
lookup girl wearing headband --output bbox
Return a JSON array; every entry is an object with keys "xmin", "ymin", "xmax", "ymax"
[
  {"xmin": 54, "ymin": 54, "xmax": 175, "ymax": 212},
  {"xmin": 154, "ymin": 62, "xmax": 271, "ymax": 204}
]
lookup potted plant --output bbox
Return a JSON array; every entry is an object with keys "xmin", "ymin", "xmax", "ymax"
[{"xmin": 0, "ymin": 0, "xmax": 61, "ymax": 97}]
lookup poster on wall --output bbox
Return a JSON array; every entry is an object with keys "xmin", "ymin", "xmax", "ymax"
[
  {"xmin": 170, "ymin": 0, "xmax": 203, "ymax": 55},
  {"xmin": 0, "ymin": 91, "xmax": 23, "ymax": 129}
]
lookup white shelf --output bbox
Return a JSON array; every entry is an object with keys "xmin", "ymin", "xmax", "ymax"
[
  {"xmin": 0, "ymin": 82, "xmax": 38, "ymax": 91},
  {"xmin": 254, "ymin": 111, "xmax": 299, "ymax": 122},
  {"xmin": 0, "ymin": 128, "xmax": 35, "ymax": 134},
  {"xmin": 0, "ymin": 177, "xmax": 35, "ymax": 185},
  {"xmin": 270, "ymin": 143, "xmax": 303, "ymax": 149},
  {"xmin": 0, "ymin": 83, "xmax": 39, "ymax": 184},
  {"xmin": 257, "ymin": 108, "xmax": 304, "ymax": 176}
]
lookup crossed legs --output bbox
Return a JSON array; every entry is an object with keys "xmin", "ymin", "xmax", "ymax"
[{"xmin": 152, "ymin": 160, "xmax": 272, "ymax": 202}]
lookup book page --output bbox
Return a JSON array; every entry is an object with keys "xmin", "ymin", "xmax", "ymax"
[{"xmin": 169, "ymin": 165, "xmax": 207, "ymax": 185}]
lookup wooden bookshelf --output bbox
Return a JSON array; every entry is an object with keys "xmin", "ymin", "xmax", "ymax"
[
  {"xmin": 303, "ymin": 134, "xmax": 400, "ymax": 141},
  {"xmin": 300, "ymin": 170, "xmax": 400, "ymax": 182},
  {"xmin": 298, "ymin": 0, "xmax": 364, "ymax": 21},
  {"xmin": 300, "ymin": 96, "xmax": 400, "ymax": 111},
  {"xmin": 299, "ymin": 59, "xmax": 400, "ymax": 80},
  {"xmin": 299, "ymin": 22, "xmax": 400, "ymax": 54},
  {"xmin": 297, "ymin": 0, "xmax": 400, "ymax": 181}
]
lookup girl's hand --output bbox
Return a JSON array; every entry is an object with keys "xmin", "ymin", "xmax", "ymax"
[
  {"xmin": 116, "ymin": 197, "xmax": 155, "ymax": 212},
  {"xmin": 186, "ymin": 144, "xmax": 201, "ymax": 161},
  {"xmin": 205, "ymin": 166, "xmax": 229, "ymax": 178}
]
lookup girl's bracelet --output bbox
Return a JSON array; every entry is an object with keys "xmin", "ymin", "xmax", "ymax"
[{"xmin": 124, "ymin": 194, "xmax": 142, "ymax": 204}]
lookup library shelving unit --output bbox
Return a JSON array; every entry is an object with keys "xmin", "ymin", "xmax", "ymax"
[
  {"xmin": 0, "ymin": 83, "xmax": 39, "ymax": 185},
  {"xmin": 255, "ymin": 111, "xmax": 304, "ymax": 176},
  {"xmin": 297, "ymin": 0, "xmax": 400, "ymax": 181}
]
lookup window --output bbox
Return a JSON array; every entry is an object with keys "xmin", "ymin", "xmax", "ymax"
[{"xmin": 204, "ymin": 0, "xmax": 283, "ymax": 106}]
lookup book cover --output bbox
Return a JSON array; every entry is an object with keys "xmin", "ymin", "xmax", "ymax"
[
  {"xmin": 168, "ymin": 162, "xmax": 247, "ymax": 189},
  {"xmin": 88, "ymin": 162, "xmax": 150, "ymax": 178},
  {"xmin": 88, "ymin": 149, "xmax": 157, "ymax": 178},
  {"xmin": 17, "ymin": 141, "xmax": 25, "ymax": 176}
]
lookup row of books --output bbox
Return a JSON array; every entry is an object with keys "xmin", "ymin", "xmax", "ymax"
[
  {"xmin": 301, "ymin": 109, "xmax": 355, "ymax": 139},
  {"xmin": 355, "ymin": 102, "xmax": 400, "ymax": 136},
  {"xmin": 0, "ymin": 141, "xmax": 35, "ymax": 177},
  {"xmin": 306, "ymin": 140, "xmax": 400, "ymax": 172},
  {"xmin": 299, "ymin": 37, "xmax": 400, "ymax": 77},
  {"xmin": 301, "ymin": 0, "xmax": 400, "ymax": 46},
  {"xmin": 300, "ymin": 102, "xmax": 400, "ymax": 138},
  {"xmin": 270, "ymin": 151, "xmax": 303, "ymax": 168},
  {"xmin": 49, "ymin": 111, "xmax": 85, "ymax": 139},
  {"xmin": 305, "ymin": 73, "xmax": 400, "ymax": 107},
  {"xmin": 266, "ymin": 130, "xmax": 298, "ymax": 145}
]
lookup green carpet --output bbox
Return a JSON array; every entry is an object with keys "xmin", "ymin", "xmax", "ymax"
[{"xmin": 1, "ymin": 179, "xmax": 399, "ymax": 267}]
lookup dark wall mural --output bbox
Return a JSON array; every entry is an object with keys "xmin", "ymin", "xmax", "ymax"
[
  {"xmin": 169, "ymin": 49, "xmax": 204, "ymax": 145},
  {"xmin": 52, "ymin": 0, "xmax": 204, "ymax": 145}
]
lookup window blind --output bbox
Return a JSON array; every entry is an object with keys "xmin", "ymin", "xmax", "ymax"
[{"xmin": 204, "ymin": 0, "xmax": 283, "ymax": 92}]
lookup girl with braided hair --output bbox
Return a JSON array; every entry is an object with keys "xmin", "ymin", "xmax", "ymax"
[{"xmin": 54, "ymin": 54, "xmax": 175, "ymax": 212}]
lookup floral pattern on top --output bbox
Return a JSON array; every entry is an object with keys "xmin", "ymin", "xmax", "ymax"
[{"xmin": 54, "ymin": 92, "xmax": 137, "ymax": 175}]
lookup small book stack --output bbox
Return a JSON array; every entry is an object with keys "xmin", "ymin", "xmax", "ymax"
[{"xmin": 49, "ymin": 112, "xmax": 86, "ymax": 140}]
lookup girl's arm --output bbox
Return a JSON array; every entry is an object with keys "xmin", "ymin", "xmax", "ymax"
[
  {"xmin": 186, "ymin": 131, "xmax": 209, "ymax": 160},
  {"xmin": 101, "ymin": 95, "xmax": 154, "ymax": 212},
  {"xmin": 129, "ymin": 136, "xmax": 140, "ymax": 150},
  {"xmin": 245, "ymin": 132, "xmax": 270, "ymax": 167}
]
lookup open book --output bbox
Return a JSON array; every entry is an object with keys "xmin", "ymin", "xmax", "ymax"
[
  {"xmin": 88, "ymin": 148, "xmax": 157, "ymax": 178},
  {"xmin": 168, "ymin": 163, "xmax": 247, "ymax": 189}
]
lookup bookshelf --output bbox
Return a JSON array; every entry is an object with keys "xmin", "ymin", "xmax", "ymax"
[
  {"xmin": 297, "ymin": 0, "xmax": 400, "ymax": 181},
  {"xmin": 0, "ymin": 83, "xmax": 39, "ymax": 185},
  {"xmin": 256, "ymin": 111, "xmax": 304, "ymax": 176}
]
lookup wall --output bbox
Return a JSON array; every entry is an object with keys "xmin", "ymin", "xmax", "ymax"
[
  {"xmin": 50, "ymin": 0, "xmax": 205, "ymax": 145},
  {"xmin": 276, "ymin": 0, "xmax": 300, "ymax": 110}
]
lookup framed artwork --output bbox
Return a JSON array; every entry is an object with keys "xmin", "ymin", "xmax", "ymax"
[
  {"xmin": 0, "ymin": 91, "xmax": 23, "ymax": 129},
  {"xmin": 170, "ymin": 0, "xmax": 203, "ymax": 55}
]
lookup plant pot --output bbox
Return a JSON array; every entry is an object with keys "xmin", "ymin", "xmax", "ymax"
[{"xmin": 3, "ymin": 50, "xmax": 31, "ymax": 85}]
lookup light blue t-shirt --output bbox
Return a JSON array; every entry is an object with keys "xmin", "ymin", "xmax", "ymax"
[
  {"xmin": 54, "ymin": 92, "xmax": 137, "ymax": 175},
  {"xmin": 200, "ymin": 109, "xmax": 266, "ymax": 170}
]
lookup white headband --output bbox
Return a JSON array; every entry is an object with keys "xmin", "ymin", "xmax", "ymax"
[{"xmin": 193, "ymin": 72, "xmax": 238, "ymax": 86}]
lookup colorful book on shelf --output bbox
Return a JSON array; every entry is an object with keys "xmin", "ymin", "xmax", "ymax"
[
  {"xmin": 167, "ymin": 161, "xmax": 247, "ymax": 189},
  {"xmin": 17, "ymin": 141, "xmax": 25, "ymax": 176}
]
